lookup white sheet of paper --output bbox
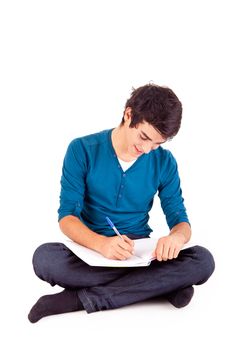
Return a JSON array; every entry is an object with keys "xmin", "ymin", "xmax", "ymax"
[
  {"xmin": 64, "ymin": 237, "xmax": 158, "ymax": 267},
  {"xmin": 63, "ymin": 237, "xmax": 195, "ymax": 267}
]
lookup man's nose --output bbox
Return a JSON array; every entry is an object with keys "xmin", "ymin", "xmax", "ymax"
[
  {"xmin": 142, "ymin": 143, "xmax": 158, "ymax": 154},
  {"xmin": 142, "ymin": 144, "xmax": 152, "ymax": 154}
]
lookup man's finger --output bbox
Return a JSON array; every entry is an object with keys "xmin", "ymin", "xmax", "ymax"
[
  {"xmin": 118, "ymin": 240, "xmax": 134, "ymax": 253},
  {"xmin": 162, "ymin": 243, "xmax": 170, "ymax": 261},
  {"xmin": 173, "ymin": 247, "xmax": 180, "ymax": 259},
  {"xmin": 122, "ymin": 235, "xmax": 134, "ymax": 247},
  {"xmin": 115, "ymin": 245, "xmax": 132, "ymax": 259},
  {"xmin": 155, "ymin": 242, "xmax": 164, "ymax": 261},
  {"xmin": 168, "ymin": 246, "xmax": 175, "ymax": 259}
]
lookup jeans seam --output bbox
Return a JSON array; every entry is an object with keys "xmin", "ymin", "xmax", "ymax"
[{"xmin": 78, "ymin": 289, "xmax": 96, "ymax": 313}]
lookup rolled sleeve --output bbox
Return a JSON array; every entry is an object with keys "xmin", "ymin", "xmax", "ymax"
[
  {"xmin": 158, "ymin": 151, "xmax": 190, "ymax": 230},
  {"xmin": 58, "ymin": 139, "xmax": 87, "ymax": 221}
]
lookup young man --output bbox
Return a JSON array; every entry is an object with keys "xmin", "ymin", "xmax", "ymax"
[{"xmin": 28, "ymin": 83, "xmax": 215, "ymax": 323}]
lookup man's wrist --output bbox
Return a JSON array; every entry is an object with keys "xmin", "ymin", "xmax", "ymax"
[
  {"xmin": 169, "ymin": 222, "xmax": 191, "ymax": 244},
  {"xmin": 92, "ymin": 234, "xmax": 107, "ymax": 253},
  {"xmin": 170, "ymin": 230, "xmax": 186, "ymax": 244}
]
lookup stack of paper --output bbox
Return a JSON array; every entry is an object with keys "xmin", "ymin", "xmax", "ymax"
[
  {"xmin": 64, "ymin": 237, "xmax": 158, "ymax": 267},
  {"xmin": 64, "ymin": 236, "xmax": 195, "ymax": 267}
]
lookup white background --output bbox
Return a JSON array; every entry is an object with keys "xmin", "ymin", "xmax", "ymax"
[{"xmin": 0, "ymin": 1, "xmax": 232, "ymax": 349}]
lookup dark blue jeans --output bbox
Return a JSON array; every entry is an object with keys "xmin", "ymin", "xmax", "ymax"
[{"xmin": 32, "ymin": 239, "xmax": 215, "ymax": 313}]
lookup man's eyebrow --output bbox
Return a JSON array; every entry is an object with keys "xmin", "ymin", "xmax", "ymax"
[{"xmin": 141, "ymin": 131, "xmax": 166, "ymax": 144}]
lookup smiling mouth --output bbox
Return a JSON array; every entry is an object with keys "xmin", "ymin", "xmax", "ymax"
[{"xmin": 134, "ymin": 145, "xmax": 143, "ymax": 154}]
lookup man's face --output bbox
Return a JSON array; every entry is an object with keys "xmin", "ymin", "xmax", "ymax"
[{"xmin": 123, "ymin": 109, "xmax": 167, "ymax": 158}]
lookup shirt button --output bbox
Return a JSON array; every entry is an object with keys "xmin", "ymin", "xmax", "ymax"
[
  {"xmin": 119, "ymin": 194, "xmax": 122, "ymax": 198},
  {"xmin": 121, "ymin": 185, "xmax": 124, "ymax": 188},
  {"xmin": 123, "ymin": 174, "xmax": 126, "ymax": 177}
]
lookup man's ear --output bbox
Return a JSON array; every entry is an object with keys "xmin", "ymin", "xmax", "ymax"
[{"xmin": 124, "ymin": 107, "xmax": 132, "ymax": 124}]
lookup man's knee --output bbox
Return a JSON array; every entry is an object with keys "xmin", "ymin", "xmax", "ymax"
[
  {"xmin": 193, "ymin": 245, "xmax": 215, "ymax": 284},
  {"xmin": 32, "ymin": 242, "xmax": 64, "ymax": 280}
]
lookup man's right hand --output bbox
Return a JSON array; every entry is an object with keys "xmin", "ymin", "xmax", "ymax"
[{"xmin": 99, "ymin": 235, "xmax": 135, "ymax": 260}]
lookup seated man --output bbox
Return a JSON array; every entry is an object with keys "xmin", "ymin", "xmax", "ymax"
[{"xmin": 28, "ymin": 83, "xmax": 215, "ymax": 323}]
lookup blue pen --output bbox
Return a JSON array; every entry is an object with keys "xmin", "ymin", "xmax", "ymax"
[
  {"xmin": 106, "ymin": 216, "xmax": 138, "ymax": 258},
  {"xmin": 106, "ymin": 216, "xmax": 123, "ymax": 239}
]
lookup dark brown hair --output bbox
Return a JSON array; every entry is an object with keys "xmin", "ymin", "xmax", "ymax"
[{"xmin": 121, "ymin": 83, "xmax": 182, "ymax": 139}]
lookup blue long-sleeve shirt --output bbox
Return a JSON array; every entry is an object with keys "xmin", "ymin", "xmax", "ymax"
[{"xmin": 58, "ymin": 128, "xmax": 190, "ymax": 237}]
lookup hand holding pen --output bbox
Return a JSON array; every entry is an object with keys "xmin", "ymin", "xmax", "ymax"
[{"xmin": 100, "ymin": 216, "xmax": 134, "ymax": 260}]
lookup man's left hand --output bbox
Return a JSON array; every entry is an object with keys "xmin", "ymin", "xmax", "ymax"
[{"xmin": 153, "ymin": 232, "xmax": 185, "ymax": 261}]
